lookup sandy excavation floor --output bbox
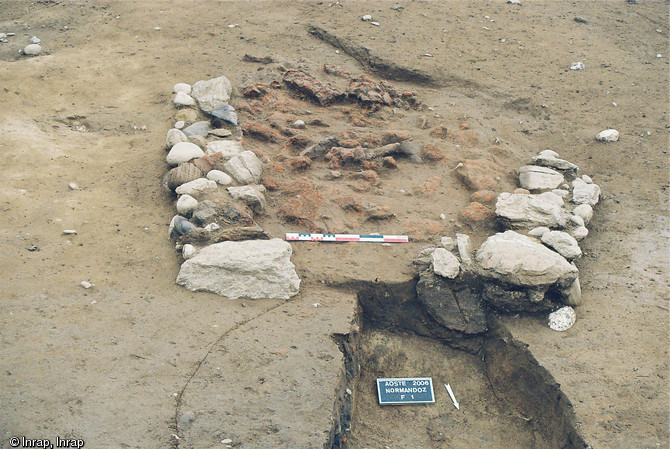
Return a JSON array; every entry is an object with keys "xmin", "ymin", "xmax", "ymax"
[{"xmin": 0, "ymin": 1, "xmax": 668, "ymax": 448}]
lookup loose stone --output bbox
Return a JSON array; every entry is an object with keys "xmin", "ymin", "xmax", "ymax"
[
  {"xmin": 170, "ymin": 215, "xmax": 196, "ymax": 236},
  {"xmin": 518, "ymin": 165, "xmax": 564, "ymax": 191},
  {"xmin": 224, "ymin": 150, "xmax": 263, "ymax": 185},
  {"xmin": 23, "ymin": 44, "xmax": 42, "ymax": 55},
  {"xmin": 165, "ymin": 163, "xmax": 204, "ymax": 191},
  {"xmin": 183, "ymin": 121, "xmax": 211, "ymax": 137},
  {"xmin": 571, "ymin": 178, "xmax": 600, "ymax": 205},
  {"xmin": 595, "ymin": 129, "xmax": 619, "ymax": 142},
  {"xmin": 176, "ymin": 238, "xmax": 300, "ymax": 300},
  {"xmin": 175, "ymin": 109, "xmax": 199, "ymax": 123},
  {"xmin": 573, "ymin": 204, "xmax": 593, "ymax": 224},
  {"xmin": 541, "ymin": 230, "xmax": 582, "ymax": 259},
  {"xmin": 175, "ymin": 121, "xmax": 185, "ymax": 129},
  {"xmin": 174, "ymin": 91, "xmax": 196, "ymax": 107},
  {"xmin": 456, "ymin": 233, "xmax": 473, "ymax": 266},
  {"xmin": 209, "ymin": 128, "xmax": 233, "ymax": 138},
  {"xmin": 570, "ymin": 215, "xmax": 585, "ymax": 227},
  {"xmin": 569, "ymin": 226, "xmax": 589, "ymax": 241},
  {"xmin": 293, "ymin": 119, "xmax": 306, "ymax": 129},
  {"xmin": 182, "ymin": 244, "xmax": 196, "ymax": 260},
  {"xmin": 191, "ymin": 76, "xmax": 233, "ymax": 114},
  {"xmin": 166, "ymin": 142, "xmax": 205, "ymax": 166},
  {"xmin": 211, "ymin": 104, "xmax": 238, "ymax": 125},
  {"xmin": 175, "ymin": 178, "xmax": 218, "ymax": 196},
  {"xmin": 68, "ymin": 182, "xmax": 80, "ymax": 190},
  {"xmin": 176, "ymin": 194, "xmax": 198, "ymax": 215},
  {"xmin": 227, "ymin": 185, "xmax": 267, "ymax": 211},
  {"xmin": 206, "ymin": 170, "xmax": 233, "ymax": 185},
  {"xmin": 431, "ymin": 248, "xmax": 460, "ymax": 278},
  {"xmin": 173, "ymin": 83, "xmax": 192, "ymax": 95},
  {"xmin": 440, "ymin": 236, "xmax": 457, "ymax": 251},
  {"xmin": 166, "ymin": 128, "xmax": 188, "ymax": 149},
  {"xmin": 548, "ymin": 306, "xmax": 576, "ymax": 331},
  {"xmin": 528, "ymin": 226, "xmax": 550, "ymax": 238}
]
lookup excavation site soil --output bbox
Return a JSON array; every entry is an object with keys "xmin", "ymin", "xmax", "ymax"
[{"xmin": 0, "ymin": 1, "xmax": 668, "ymax": 449}]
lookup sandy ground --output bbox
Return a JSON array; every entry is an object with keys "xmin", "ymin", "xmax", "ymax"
[{"xmin": 0, "ymin": 1, "xmax": 668, "ymax": 448}]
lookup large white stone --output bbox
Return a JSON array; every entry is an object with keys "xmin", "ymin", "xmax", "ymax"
[
  {"xmin": 518, "ymin": 165, "xmax": 565, "ymax": 191},
  {"xmin": 191, "ymin": 76, "xmax": 233, "ymax": 114},
  {"xmin": 476, "ymin": 230, "xmax": 578, "ymax": 288},
  {"xmin": 166, "ymin": 142, "xmax": 204, "ymax": 166},
  {"xmin": 227, "ymin": 185, "xmax": 267, "ymax": 211},
  {"xmin": 541, "ymin": 230, "xmax": 582, "ymax": 259},
  {"xmin": 495, "ymin": 192, "xmax": 569, "ymax": 229},
  {"xmin": 176, "ymin": 238, "xmax": 300, "ymax": 300},
  {"xmin": 166, "ymin": 128, "xmax": 188, "ymax": 149},
  {"xmin": 431, "ymin": 248, "xmax": 460, "ymax": 278},
  {"xmin": 175, "ymin": 178, "xmax": 217, "ymax": 196},
  {"xmin": 224, "ymin": 150, "xmax": 262, "ymax": 185},
  {"xmin": 595, "ymin": 129, "xmax": 619, "ymax": 142},
  {"xmin": 572, "ymin": 178, "xmax": 600, "ymax": 206},
  {"xmin": 174, "ymin": 91, "xmax": 195, "ymax": 107},
  {"xmin": 205, "ymin": 140, "xmax": 244, "ymax": 158}
]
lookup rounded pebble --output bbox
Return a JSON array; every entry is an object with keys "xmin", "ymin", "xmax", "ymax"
[
  {"xmin": 23, "ymin": 44, "xmax": 42, "ymax": 56},
  {"xmin": 166, "ymin": 128, "xmax": 188, "ymax": 149},
  {"xmin": 595, "ymin": 129, "xmax": 619, "ymax": 142},
  {"xmin": 30, "ymin": 36, "xmax": 41, "ymax": 44},
  {"xmin": 182, "ymin": 244, "xmax": 196, "ymax": 260},
  {"xmin": 293, "ymin": 119, "xmax": 306, "ymax": 129},
  {"xmin": 174, "ymin": 91, "xmax": 195, "ymax": 107},
  {"xmin": 569, "ymin": 226, "xmax": 589, "ymax": 241},
  {"xmin": 570, "ymin": 215, "xmax": 585, "ymax": 227},
  {"xmin": 573, "ymin": 204, "xmax": 593, "ymax": 224},
  {"xmin": 174, "ymin": 120, "xmax": 185, "ymax": 129},
  {"xmin": 176, "ymin": 194, "xmax": 198, "ymax": 215},
  {"xmin": 528, "ymin": 226, "xmax": 550, "ymax": 237},
  {"xmin": 548, "ymin": 306, "xmax": 576, "ymax": 331},
  {"xmin": 206, "ymin": 169, "xmax": 233, "ymax": 185}
]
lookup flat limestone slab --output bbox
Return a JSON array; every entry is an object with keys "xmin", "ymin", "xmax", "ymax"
[
  {"xmin": 176, "ymin": 239, "xmax": 300, "ymax": 300},
  {"xmin": 177, "ymin": 286, "xmax": 358, "ymax": 448}
]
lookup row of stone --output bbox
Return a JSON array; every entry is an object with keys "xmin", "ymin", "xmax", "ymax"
[
  {"xmin": 162, "ymin": 76, "xmax": 301, "ymax": 300},
  {"xmin": 413, "ymin": 150, "xmax": 599, "ymax": 333}
]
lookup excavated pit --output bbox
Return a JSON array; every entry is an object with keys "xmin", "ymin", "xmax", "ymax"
[{"xmin": 326, "ymin": 281, "xmax": 589, "ymax": 449}]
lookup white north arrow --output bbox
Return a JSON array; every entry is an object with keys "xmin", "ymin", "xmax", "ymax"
[{"xmin": 444, "ymin": 383, "xmax": 459, "ymax": 410}]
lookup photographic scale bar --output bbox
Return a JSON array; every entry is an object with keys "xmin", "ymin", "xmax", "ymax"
[{"xmin": 286, "ymin": 233, "xmax": 409, "ymax": 243}]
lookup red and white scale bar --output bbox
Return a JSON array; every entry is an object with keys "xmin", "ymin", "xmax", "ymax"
[{"xmin": 286, "ymin": 233, "xmax": 409, "ymax": 243}]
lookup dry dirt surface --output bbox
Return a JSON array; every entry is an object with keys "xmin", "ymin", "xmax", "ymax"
[{"xmin": 0, "ymin": 1, "xmax": 668, "ymax": 448}]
